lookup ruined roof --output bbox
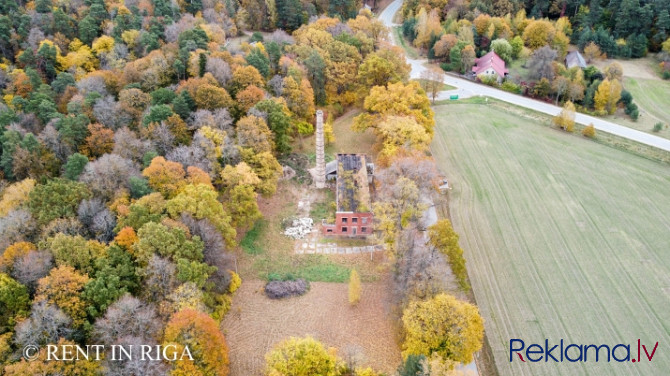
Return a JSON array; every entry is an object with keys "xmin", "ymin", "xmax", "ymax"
[{"xmin": 336, "ymin": 154, "xmax": 371, "ymax": 213}]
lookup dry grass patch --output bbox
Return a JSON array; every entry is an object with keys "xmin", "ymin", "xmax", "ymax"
[{"xmin": 222, "ymin": 279, "xmax": 401, "ymax": 376}]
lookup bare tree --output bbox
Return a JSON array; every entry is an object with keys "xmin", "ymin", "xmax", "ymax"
[
  {"xmin": 166, "ymin": 144, "xmax": 214, "ymax": 174},
  {"xmin": 527, "ymin": 46, "xmax": 558, "ymax": 81},
  {"xmin": 0, "ymin": 209, "xmax": 36, "ymax": 252},
  {"xmin": 14, "ymin": 301, "xmax": 73, "ymax": 347},
  {"xmin": 205, "ymin": 57, "xmax": 232, "ymax": 87},
  {"xmin": 93, "ymin": 294, "xmax": 161, "ymax": 344},
  {"xmin": 91, "ymin": 209, "xmax": 116, "ymax": 243},
  {"xmin": 79, "ymin": 154, "xmax": 141, "ymax": 200},
  {"xmin": 76, "ymin": 75, "xmax": 108, "ymax": 96},
  {"xmin": 11, "ymin": 251, "xmax": 54, "ymax": 293},
  {"xmin": 420, "ymin": 67, "xmax": 445, "ymax": 103},
  {"xmin": 140, "ymin": 255, "xmax": 179, "ymax": 303},
  {"xmin": 103, "ymin": 335, "xmax": 169, "ymax": 376},
  {"xmin": 112, "ymin": 127, "xmax": 152, "ymax": 163},
  {"xmin": 180, "ymin": 214, "xmax": 233, "ymax": 292},
  {"xmin": 94, "ymin": 96, "xmax": 132, "ymax": 130}
]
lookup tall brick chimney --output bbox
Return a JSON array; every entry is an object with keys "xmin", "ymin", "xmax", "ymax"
[{"xmin": 315, "ymin": 110, "xmax": 326, "ymax": 189}]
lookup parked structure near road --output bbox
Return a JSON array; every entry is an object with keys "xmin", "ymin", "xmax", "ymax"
[
  {"xmin": 322, "ymin": 154, "xmax": 374, "ymax": 236},
  {"xmin": 472, "ymin": 51, "xmax": 508, "ymax": 83}
]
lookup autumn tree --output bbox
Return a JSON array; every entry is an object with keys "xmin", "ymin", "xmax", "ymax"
[
  {"xmin": 428, "ymin": 220, "xmax": 469, "ymax": 291},
  {"xmin": 142, "ymin": 156, "xmax": 187, "ymax": 198},
  {"xmin": 527, "ymin": 46, "xmax": 557, "ymax": 81},
  {"xmin": 414, "ymin": 8, "xmax": 442, "ymax": 50},
  {"xmin": 522, "ymin": 20, "xmax": 556, "ymax": 50},
  {"xmin": 0, "ymin": 179, "xmax": 35, "ymax": 216},
  {"xmin": 354, "ymin": 81, "xmax": 434, "ymax": 137},
  {"xmin": 236, "ymin": 115, "xmax": 275, "ymax": 153},
  {"xmin": 0, "ymin": 273, "xmax": 30, "ymax": 334},
  {"xmin": 583, "ymin": 42, "xmax": 604, "ymax": 62},
  {"xmin": 82, "ymin": 123, "xmax": 115, "ymax": 158},
  {"xmin": 582, "ymin": 123, "xmax": 596, "ymax": 138},
  {"xmin": 166, "ymin": 184, "xmax": 236, "ymax": 247},
  {"xmin": 163, "ymin": 309, "xmax": 229, "ymax": 376},
  {"xmin": 35, "ymin": 265, "xmax": 90, "ymax": 327},
  {"xmin": 265, "ymin": 336, "xmax": 338, "ymax": 376},
  {"xmin": 420, "ymin": 67, "xmax": 444, "ymax": 103},
  {"xmin": 460, "ymin": 45, "xmax": 476, "ymax": 74},
  {"xmin": 402, "ymin": 293, "xmax": 484, "ymax": 364},
  {"xmin": 348, "ymin": 269, "xmax": 361, "ymax": 305},
  {"xmin": 553, "ymin": 101, "xmax": 576, "ymax": 132},
  {"xmin": 433, "ymin": 34, "xmax": 458, "ymax": 61},
  {"xmin": 357, "ymin": 47, "xmax": 411, "ymax": 89},
  {"xmin": 594, "ymin": 78, "xmax": 622, "ymax": 115},
  {"xmin": 27, "ymin": 179, "xmax": 91, "ymax": 225},
  {"xmin": 377, "ymin": 116, "xmax": 431, "ymax": 164},
  {"xmin": 194, "ymin": 84, "xmax": 233, "ymax": 111}
]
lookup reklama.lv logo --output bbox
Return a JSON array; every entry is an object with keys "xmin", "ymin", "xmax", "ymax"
[{"xmin": 510, "ymin": 339, "xmax": 659, "ymax": 363}]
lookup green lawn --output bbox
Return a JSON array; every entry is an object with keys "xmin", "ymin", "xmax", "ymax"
[
  {"xmin": 393, "ymin": 27, "xmax": 419, "ymax": 59},
  {"xmin": 431, "ymin": 103, "xmax": 670, "ymax": 376},
  {"xmin": 610, "ymin": 77, "xmax": 670, "ymax": 139}
]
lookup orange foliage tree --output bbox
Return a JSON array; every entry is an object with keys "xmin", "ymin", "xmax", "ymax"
[{"xmin": 162, "ymin": 309, "xmax": 229, "ymax": 376}]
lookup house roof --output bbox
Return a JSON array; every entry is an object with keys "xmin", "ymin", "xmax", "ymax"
[
  {"xmin": 565, "ymin": 51, "xmax": 587, "ymax": 69},
  {"xmin": 336, "ymin": 154, "xmax": 371, "ymax": 213},
  {"xmin": 471, "ymin": 51, "xmax": 508, "ymax": 77}
]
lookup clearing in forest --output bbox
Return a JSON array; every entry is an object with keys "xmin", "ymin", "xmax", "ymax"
[
  {"xmin": 431, "ymin": 103, "xmax": 670, "ymax": 376},
  {"xmin": 222, "ymin": 280, "xmax": 401, "ymax": 376}
]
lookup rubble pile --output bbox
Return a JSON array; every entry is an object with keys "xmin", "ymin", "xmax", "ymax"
[{"xmin": 283, "ymin": 218, "xmax": 313, "ymax": 239}]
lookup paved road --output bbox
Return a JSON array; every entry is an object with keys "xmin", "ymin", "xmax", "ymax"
[{"xmin": 379, "ymin": 0, "xmax": 670, "ymax": 153}]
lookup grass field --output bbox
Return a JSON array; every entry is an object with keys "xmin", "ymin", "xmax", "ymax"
[
  {"xmin": 431, "ymin": 103, "xmax": 670, "ymax": 376},
  {"xmin": 617, "ymin": 77, "xmax": 670, "ymax": 136}
]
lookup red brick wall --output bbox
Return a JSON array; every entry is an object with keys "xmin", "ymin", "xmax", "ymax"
[{"xmin": 322, "ymin": 212, "xmax": 373, "ymax": 236}]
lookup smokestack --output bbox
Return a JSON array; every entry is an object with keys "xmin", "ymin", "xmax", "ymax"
[{"xmin": 315, "ymin": 110, "xmax": 326, "ymax": 189}]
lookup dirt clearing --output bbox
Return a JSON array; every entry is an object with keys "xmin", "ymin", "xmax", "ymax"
[{"xmin": 222, "ymin": 279, "xmax": 401, "ymax": 376}]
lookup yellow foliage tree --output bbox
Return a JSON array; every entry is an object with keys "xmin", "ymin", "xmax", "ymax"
[
  {"xmin": 522, "ymin": 20, "xmax": 556, "ymax": 50},
  {"xmin": 401, "ymin": 294, "xmax": 484, "ymax": 364},
  {"xmin": 353, "ymin": 81, "xmax": 434, "ymax": 137},
  {"xmin": 552, "ymin": 100, "xmax": 575, "ymax": 132},
  {"xmin": 265, "ymin": 336, "xmax": 338, "ymax": 376},
  {"xmin": 0, "ymin": 178, "xmax": 35, "ymax": 216},
  {"xmin": 35, "ymin": 265, "xmax": 90, "ymax": 327},
  {"xmin": 377, "ymin": 116, "xmax": 431, "ymax": 164},
  {"xmin": 0, "ymin": 242, "xmax": 36, "ymax": 270},
  {"xmin": 594, "ymin": 78, "xmax": 611, "ymax": 114},
  {"xmin": 582, "ymin": 123, "xmax": 596, "ymax": 138},
  {"xmin": 91, "ymin": 36, "xmax": 115, "ymax": 54},
  {"xmin": 348, "ymin": 269, "xmax": 361, "ymax": 305},
  {"xmin": 583, "ymin": 42, "xmax": 604, "ymax": 62},
  {"xmin": 142, "ymin": 156, "xmax": 187, "ymax": 198}
]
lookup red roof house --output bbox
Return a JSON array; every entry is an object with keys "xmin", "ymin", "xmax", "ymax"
[{"xmin": 471, "ymin": 51, "xmax": 508, "ymax": 83}]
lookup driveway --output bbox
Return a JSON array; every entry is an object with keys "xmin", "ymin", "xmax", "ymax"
[{"xmin": 379, "ymin": 0, "xmax": 670, "ymax": 153}]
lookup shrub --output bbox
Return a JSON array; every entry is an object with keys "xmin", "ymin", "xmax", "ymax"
[
  {"xmin": 653, "ymin": 122, "xmax": 664, "ymax": 132},
  {"xmin": 582, "ymin": 124, "xmax": 596, "ymax": 138},
  {"xmin": 629, "ymin": 107, "xmax": 639, "ymax": 120},
  {"xmin": 265, "ymin": 279, "xmax": 309, "ymax": 299},
  {"xmin": 501, "ymin": 80, "xmax": 521, "ymax": 94},
  {"xmin": 228, "ymin": 271, "xmax": 241, "ymax": 293},
  {"xmin": 663, "ymin": 71, "xmax": 670, "ymax": 80}
]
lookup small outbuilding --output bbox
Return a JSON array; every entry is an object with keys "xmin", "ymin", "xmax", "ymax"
[{"xmin": 565, "ymin": 51, "xmax": 587, "ymax": 69}]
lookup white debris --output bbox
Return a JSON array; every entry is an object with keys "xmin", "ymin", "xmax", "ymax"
[{"xmin": 283, "ymin": 218, "xmax": 314, "ymax": 239}]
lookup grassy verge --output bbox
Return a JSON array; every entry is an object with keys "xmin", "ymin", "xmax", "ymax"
[
  {"xmin": 393, "ymin": 27, "xmax": 419, "ymax": 59},
  {"xmin": 414, "ymin": 78, "xmax": 456, "ymax": 91}
]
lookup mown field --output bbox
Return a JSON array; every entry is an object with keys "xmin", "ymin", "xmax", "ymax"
[{"xmin": 431, "ymin": 103, "xmax": 670, "ymax": 376}]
